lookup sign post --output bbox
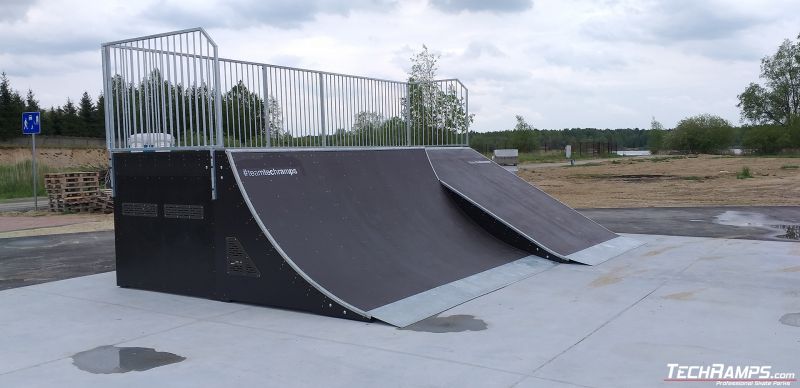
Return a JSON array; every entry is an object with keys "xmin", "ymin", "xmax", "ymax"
[{"xmin": 22, "ymin": 112, "xmax": 41, "ymax": 211}]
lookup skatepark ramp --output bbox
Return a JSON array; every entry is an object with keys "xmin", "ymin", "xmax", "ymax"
[{"xmin": 104, "ymin": 28, "xmax": 641, "ymax": 326}]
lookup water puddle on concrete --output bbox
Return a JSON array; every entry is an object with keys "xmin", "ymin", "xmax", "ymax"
[
  {"xmin": 714, "ymin": 211, "xmax": 800, "ymax": 241},
  {"xmin": 72, "ymin": 345, "xmax": 185, "ymax": 374},
  {"xmin": 771, "ymin": 225, "xmax": 800, "ymax": 241},
  {"xmin": 400, "ymin": 314, "xmax": 487, "ymax": 333},
  {"xmin": 779, "ymin": 313, "xmax": 800, "ymax": 327}
]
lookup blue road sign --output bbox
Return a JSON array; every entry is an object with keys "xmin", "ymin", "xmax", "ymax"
[{"xmin": 22, "ymin": 112, "xmax": 41, "ymax": 135}]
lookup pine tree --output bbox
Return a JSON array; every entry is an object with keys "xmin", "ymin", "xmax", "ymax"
[
  {"xmin": 95, "ymin": 94, "xmax": 105, "ymax": 138},
  {"xmin": 0, "ymin": 72, "xmax": 13, "ymax": 139},
  {"xmin": 62, "ymin": 98, "xmax": 81, "ymax": 136},
  {"xmin": 78, "ymin": 91, "xmax": 95, "ymax": 136},
  {"xmin": 25, "ymin": 89, "xmax": 39, "ymax": 112},
  {"xmin": 0, "ymin": 72, "xmax": 26, "ymax": 139}
]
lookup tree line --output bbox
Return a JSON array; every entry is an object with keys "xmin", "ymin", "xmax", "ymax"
[
  {"xmin": 470, "ymin": 115, "xmax": 649, "ymax": 153},
  {"xmin": 0, "ymin": 73, "xmax": 105, "ymax": 139}
]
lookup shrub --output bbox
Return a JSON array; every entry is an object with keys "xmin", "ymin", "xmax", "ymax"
[
  {"xmin": 667, "ymin": 114, "xmax": 734, "ymax": 153},
  {"xmin": 736, "ymin": 166, "xmax": 753, "ymax": 179},
  {"xmin": 742, "ymin": 125, "xmax": 792, "ymax": 154}
]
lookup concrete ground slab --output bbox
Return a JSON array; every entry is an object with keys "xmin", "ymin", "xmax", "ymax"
[{"xmin": 0, "ymin": 233, "xmax": 797, "ymax": 387}]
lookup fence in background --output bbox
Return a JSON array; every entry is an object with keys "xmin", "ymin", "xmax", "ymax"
[{"xmin": 101, "ymin": 28, "xmax": 470, "ymax": 151}]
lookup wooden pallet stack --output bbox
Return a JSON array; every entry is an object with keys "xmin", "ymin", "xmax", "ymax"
[
  {"xmin": 94, "ymin": 189, "xmax": 114, "ymax": 213},
  {"xmin": 45, "ymin": 172, "xmax": 109, "ymax": 213}
]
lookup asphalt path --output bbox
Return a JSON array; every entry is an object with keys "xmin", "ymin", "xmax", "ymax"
[{"xmin": 1, "ymin": 206, "xmax": 797, "ymax": 290}]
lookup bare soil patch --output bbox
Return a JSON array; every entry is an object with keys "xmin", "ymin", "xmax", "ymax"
[
  {"xmin": 0, "ymin": 148, "xmax": 108, "ymax": 168},
  {"xmin": 519, "ymin": 155, "xmax": 800, "ymax": 208}
]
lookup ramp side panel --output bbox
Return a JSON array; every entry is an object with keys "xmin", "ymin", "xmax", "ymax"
[
  {"xmin": 426, "ymin": 148, "xmax": 618, "ymax": 258},
  {"xmin": 215, "ymin": 151, "xmax": 368, "ymax": 321},
  {"xmin": 228, "ymin": 149, "xmax": 530, "ymax": 313}
]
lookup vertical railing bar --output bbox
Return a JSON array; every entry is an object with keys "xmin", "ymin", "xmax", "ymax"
[
  {"xmin": 108, "ymin": 47, "xmax": 118, "ymax": 148},
  {"xmin": 292, "ymin": 70, "xmax": 298, "ymax": 147},
  {"xmin": 101, "ymin": 46, "xmax": 113, "ymax": 149},
  {"xmin": 405, "ymin": 82, "xmax": 410, "ymax": 146},
  {"xmin": 114, "ymin": 48, "xmax": 123, "ymax": 148},
  {"xmin": 178, "ymin": 34, "xmax": 186, "ymax": 147},
  {"xmin": 252, "ymin": 65, "xmax": 258, "ymax": 147},
  {"xmin": 337, "ymin": 75, "xmax": 342, "ymax": 146},
  {"xmin": 187, "ymin": 33, "xmax": 193, "ymax": 146},
  {"xmin": 211, "ymin": 39, "xmax": 223, "ymax": 148},
  {"xmin": 199, "ymin": 34, "xmax": 208, "ymax": 147},
  {"xmin": 248, "ymin": 64, "xmax": 255, "ymax": 148},
  {"xmin": 300, "ymin": 71, "xmax": 307, "ymax": 146},
  {"xmin": 141, "ymin": 39, "xmax": 150, "ymax": 139},
  {"xmin": 234, "ymin": 63, "xmax": 241, "ymax": 148},
  {"xmin": 228, "ymin": 61, "xmax": 235, "ymax": 147},
  {"xmin": 170, "ymin": 35, "xmax": 179, "ymax": 146},
  {"xmin": 158, "ymin": 37, "xmax": 167, "ymax": 136},
  {"xmin": 347, "ymin": 75, "xmax": 353, "ymax": 146},
  {"xmin": 348, "ymin": 76, "xmax": 352, "ymax": 146},
  {"xmin": 262, "ymin": 65, "xmax": 269, "ymax": 147},
  {"xmin": 143, "ymin": 39, "xmax": 151, "ymax": 138},
  {"xmin": 304, "ymin": 71, "xmax": 311, "ymax": 146},
  {"xmin": 221, "ymin": 61, "xmax": 228, "ymax": 145},
  {"xmin": 150, "ymin": 38, "xmax": 158, "ymax": 137},
  {"xmin": 165, "ymin": 36, "xmax": 174, "ymax": 143},
  {"xmin": 256, "ymin": 65, "xmax": 262, "ymax": 147},
  {"xmin": 278, "ymin": 68, "xmax": 284, "ymax": 147},
  {"xmin": 265, "ymin": 66, "xmax": 272, "ymax": 147},
  {"xmin": 131, "ymin": 43, "xmax": 140, "ymax": 144},
  {"xmin": 464, "ymin": 85, "xmax": 469, "ymax": 146},
  {"xmin": 242, "ymin": 64, "xmax": 248, "ymax": 147},
  {"xmin": 202, "ymin": 37, "xmax": 210, "ymax": 146},
  {"xmin": 118, "ymin": 48, "xmax": 127, "ymax": 148},
  {"xmin": 191, "ymin": 32, "xmax": 200, "ymax": 146}
]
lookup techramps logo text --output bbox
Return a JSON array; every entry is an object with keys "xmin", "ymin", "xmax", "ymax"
[
  {"xmin": 242, "ymin": 168, "xmax": 299, "ymax": 177},
  {"xmin": 665, "ymin": 363, "xmax": 796, "ymax": 385}
]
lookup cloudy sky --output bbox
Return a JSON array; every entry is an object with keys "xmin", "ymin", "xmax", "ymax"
[{"xmin": 1, "ymin": 0, "xmax": 799, "ymax": 131}]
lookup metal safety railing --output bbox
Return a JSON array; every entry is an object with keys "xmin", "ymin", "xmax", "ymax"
[{"xmin": 101, "ymin": 28, "xmax": 470, "ymax": 151}]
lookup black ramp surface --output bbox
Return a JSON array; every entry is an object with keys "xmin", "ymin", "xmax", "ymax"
[
  {"xmin": 228, "ymin": 149, "xmax": 540, "ymax": 324},
  {"xmin": 426, "ymin": 147, "xmax": 641, "ymax": 265}
]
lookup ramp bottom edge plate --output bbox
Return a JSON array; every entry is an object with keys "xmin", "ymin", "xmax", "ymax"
[
  {"xmin": 566, "ymin": 236, "xmax": 645, "ymax": 266},
  {"xmin": 368, "ymin": 255, "xmax": 555, "ymax": 327}
]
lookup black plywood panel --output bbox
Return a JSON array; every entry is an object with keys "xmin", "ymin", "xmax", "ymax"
[
  {"xmin": 229, "ymin": 149, "xmax": 528, "ymax": 312},
  {"xmin": 426, "ymin": 148, "xmax": 618, "ymax": 257},
  {"xmin": 113, "ymin": 151, "xmax": 216, "ymax": 298}
]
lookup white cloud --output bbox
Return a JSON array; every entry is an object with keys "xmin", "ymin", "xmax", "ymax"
[{"xmin": 0, "ymin": 0, "xmax": 798, "ymax": 131}]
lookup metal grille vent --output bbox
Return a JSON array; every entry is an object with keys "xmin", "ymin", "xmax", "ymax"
[
  {"xmin": 121, "ymin": 202, "xmax": 158, "ymax": 217},
  {"xmin": 226, "ymin": 237, "xmax": 261, "ymax": 278},
  {"xmin": 164, "ymin": 204, "xmax": 204, "ymax": 220}
]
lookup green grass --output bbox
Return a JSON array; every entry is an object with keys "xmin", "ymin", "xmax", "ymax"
[
  {"xmin": 780, "ymin": 164, "xmax": 799, "ymax": 169},
  {"xmin": 0, "ymin": 161, "xmax": 103, "ymax": 200},
  {"xmin": 0, "ymin": 161, "xmax": 54, "ymax": 199},
  {"xmin": 736, "ymin": 166, "xmax": 754, "ymax": 179}
]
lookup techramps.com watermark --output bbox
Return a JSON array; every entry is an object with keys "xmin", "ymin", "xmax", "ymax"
[{"xmin": 665, "ymin": 364, "xmax": 797, "ymax": 385}]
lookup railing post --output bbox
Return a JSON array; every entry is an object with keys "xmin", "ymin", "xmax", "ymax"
[
  {"xmin": 212, "ymin": 44, "xmax": 224, "ymax": 147},
  {"xmin": 319, "ymin": 73, "xmax": 326, "ymax": 147},
  {"xmin": 101, "ymin": 46, "xmax": 115, "ymax": 150},
  {"xmin": 464, "ymin": 86, "xmax": 469, "ymax": 147},
  {"xmin": 405, "ymin": 82, "xmax": 411, "ymax": 146},
  {"xmin": 262, "ymin": 66, "xmax": 271, "ymax": 147}
]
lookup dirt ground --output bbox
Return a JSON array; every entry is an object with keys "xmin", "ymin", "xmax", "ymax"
[
  {"xmin": 0, "ymin": 212, "xmax": 113, "ymax": 238},
  {"xmin": 0, "ymin": 148, "xmax": 108, "ymax": 168},
  {"xmin": 519, "ymin": 155, "xmax": 800, "ymax": 208}
]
